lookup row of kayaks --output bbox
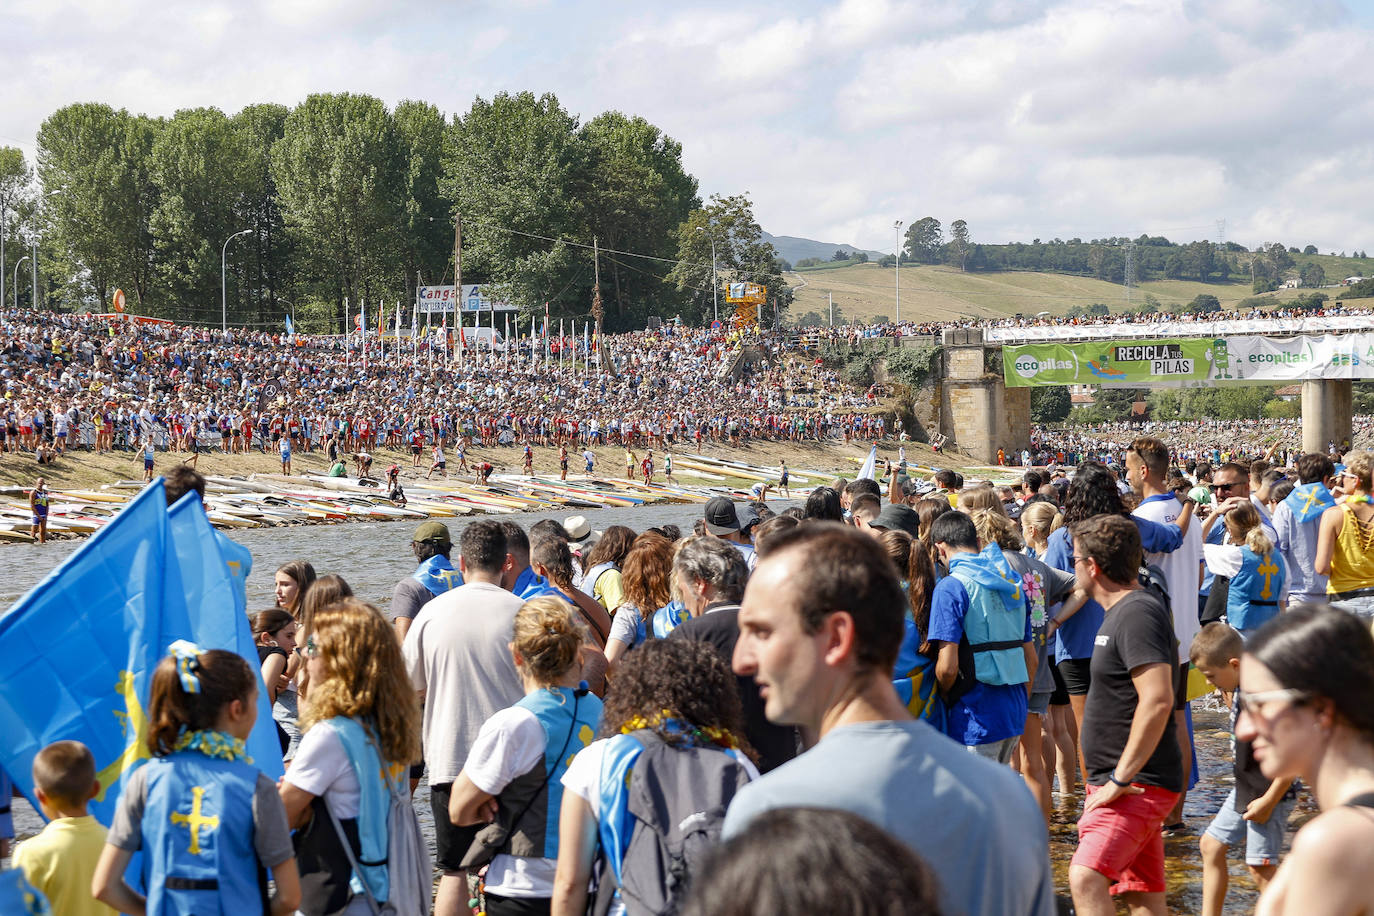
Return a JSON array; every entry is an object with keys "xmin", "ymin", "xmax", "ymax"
[{"xmin": 0, "ymin": 455, "xmax": 832, "ymax": 544}]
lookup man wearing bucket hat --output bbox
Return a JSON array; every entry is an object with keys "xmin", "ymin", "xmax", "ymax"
[
  {"xmin": 391, "ymin": 520, "xmax": 461, "ymax": 642},
  {"xmin": 563, "ymin": 514, "xmax": 600, "ymax": 579},
  {"xmin": 705, "ymin": 496, "xmax": 758, "ymax": 572}
]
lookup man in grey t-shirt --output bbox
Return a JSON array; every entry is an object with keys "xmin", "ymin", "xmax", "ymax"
[
  {"xmin": 726, "ymin": 523, "xmax": 1055, "ymax": 916},
  {"xmin": 401, "ymin": 519, "xmax": 523, "ymax": 916}
]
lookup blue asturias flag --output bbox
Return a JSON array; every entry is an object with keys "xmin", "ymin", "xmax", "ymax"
[
  {"xmin": 284, "ymin": 314, "xmax": 295, "ymax": 336},
  {"xmin": 0, "ymin": 481, "xmax": 192, "ymax": 828},
  {"xmin": 0, "ymin": 481, "xmax": 282, "ymax": 835},
  {"xmin": 168, "ymin": 493, "xmax": 280, "ymax": 775}
]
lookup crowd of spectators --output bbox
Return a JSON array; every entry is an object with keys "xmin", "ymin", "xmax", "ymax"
[{"xmin": 0, "ymin": 308, "xmax": 889, "ymax": 465}]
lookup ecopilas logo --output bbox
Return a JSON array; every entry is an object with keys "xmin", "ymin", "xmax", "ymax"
[{"xmin": 1013, "ymin": 355, "xmax": 1073, "ymax": 380}]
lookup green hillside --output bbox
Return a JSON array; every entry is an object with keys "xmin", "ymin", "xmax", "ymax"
[{"xmin": 786, "ymin": 262, "xmax": 1334, "ymax": 325}]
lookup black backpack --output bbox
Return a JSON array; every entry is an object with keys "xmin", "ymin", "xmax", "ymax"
[{"xmin": 592, "ymin": 730, "xmax": 752, "ymax": 916}]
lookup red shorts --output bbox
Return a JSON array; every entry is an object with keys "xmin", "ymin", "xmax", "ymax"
[{"xmin": 1073, "ymin": 783, "xmax": 1180, "ymax": 895}]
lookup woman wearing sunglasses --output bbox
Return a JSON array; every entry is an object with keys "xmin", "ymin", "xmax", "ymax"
[
  {"xmin": 1315, "ymin": 451, "xmax": 1374, "ymax": 619},
  {"xmin": 279, "ymin": 599, "xmax": 422, "ymax": 915},
  {"xmin": 1238, "ymin": 604, "xmax": 1374, "ymax": 916}
]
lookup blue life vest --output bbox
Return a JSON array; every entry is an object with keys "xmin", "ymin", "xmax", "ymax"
[
  {"xmin": 650, "ymin": 600, "xmax": 690, "ymax": 638},
  {"xmin": 142, "ymin": 752, "xmax": 263, "ymax": 916},
  {"xmin": 513, "ymin": 567, "xmax": 561, "ymax": 602},
  {"xmin": 412, "ymin": 555, "xmax": 462, "ymax": 597},
  {"xmin": 325, "ymin": 717, "xmax": 398, "ymax": 903},
  {"xmin": 504, "ymin": 688, "xmax": 603, "ymax": 859},
  {"xmin": 1227, "ymin": 548, "xmax": 1286, "ymax": 631},
  {"xmin": 947, "ymin": 550, "xmax": 1029, "ymax": 687}
]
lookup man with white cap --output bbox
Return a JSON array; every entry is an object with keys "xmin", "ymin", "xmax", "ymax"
[{"xmin": 704, "ymin": 496, "xmax": 758, "ymax": 572}]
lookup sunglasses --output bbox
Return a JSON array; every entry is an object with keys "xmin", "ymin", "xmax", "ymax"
[
  {"xmin": 1237, "ymin": 688, "xmax": 1310, "ymax": 720},
  {"xmin": 1208, "ymin": 482, "xmax": 1240, "ymax": 492}
]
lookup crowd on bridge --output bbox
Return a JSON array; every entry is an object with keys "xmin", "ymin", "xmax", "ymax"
[
  {"xmin": 792, "ymin": 300, "xmax": 1374, "ymax": 346},
  {"xmin": 0, "ymin": 308, "xmax": 892, "ymax": 470}
]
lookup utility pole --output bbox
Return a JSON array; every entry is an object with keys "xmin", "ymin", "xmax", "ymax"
[
  {"xmin": 31, "ymin": 237, "xmax": 37, "ymax": 311},
  {"xmin": 453, "ymin": 213, "xmax": 463, "ymax": 366},
  {"xmin": 592, "ymin": 235, "xmax": 604, "ymax": 370},
  {"xmin": 894, "ymin": 220, "xmax": 903, "ymax": 324},
  {"xmin": 829, "ymin": 291, "xmax": 834, "ymax": 327}
]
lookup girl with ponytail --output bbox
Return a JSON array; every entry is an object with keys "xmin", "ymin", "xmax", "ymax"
[
  {"xmin": 94, "ymin": 645, "xmax": 301, "ymax": 915},
  {"xmin": 1206, "ymin": 501, "xmax": 1289, "ymax": 637}
]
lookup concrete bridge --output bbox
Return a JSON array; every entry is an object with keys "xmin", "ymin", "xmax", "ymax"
[{"xmin": 940, "ymin": 317, "xmax": 1374, "ymax": 462}]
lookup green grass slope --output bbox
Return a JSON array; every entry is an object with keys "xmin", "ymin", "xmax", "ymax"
[{"xmin": 787, "ymin": 263, "xmax": 1260, "ymax": 324}]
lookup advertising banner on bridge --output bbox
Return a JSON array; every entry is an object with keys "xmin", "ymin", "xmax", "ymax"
[
  {"xmin": 1004, "ymin": 338, "xmax": 1221, "ymax": 387},
  {"xmin": 1225, "ymin": 333, "xmax": 1374, "ymax": 380},
  {"xmin": 418, "ymin": 284, "xmax": 517, "ymax": 314},
  {"xmin": 1004, "ymin": 333, "xmax": 1374, "ymax": 387}
]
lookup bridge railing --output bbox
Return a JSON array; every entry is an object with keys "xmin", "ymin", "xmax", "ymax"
[{"xmin": 986, "ymin": 314, "xmax": 1374, "ymax": 344}]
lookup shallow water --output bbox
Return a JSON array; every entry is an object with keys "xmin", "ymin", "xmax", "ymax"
[{"xmin": 0, "ymin": 506, "xmax": 1317, "ymax": 911}]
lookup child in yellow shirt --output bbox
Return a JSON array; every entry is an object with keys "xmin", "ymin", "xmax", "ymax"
[{"xmin": 12, "ymin": 741, "xmax": 114, "ymax": 916}]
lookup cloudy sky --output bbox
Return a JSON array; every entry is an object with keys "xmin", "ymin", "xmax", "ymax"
[{"xmin": 3, "ymin": 0, "xmax": 1372, "ymax": 253}]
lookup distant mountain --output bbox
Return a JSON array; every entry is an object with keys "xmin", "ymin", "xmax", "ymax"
[{"xmin": 761, "ymin": 232, "xmax": 888, "ymax": 266}]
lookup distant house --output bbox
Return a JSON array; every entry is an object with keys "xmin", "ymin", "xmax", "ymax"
[
  {"xmin": 1275, "ymin": 384, "xmax": 1302, "ymax": 402},
  {"xmin": 1282, "ymin": 278, "xmax": 1301, "ymax": 289},
  {"xmin": 1345, "ymin": 276, "xmax": 1368, "ymax": 286}
]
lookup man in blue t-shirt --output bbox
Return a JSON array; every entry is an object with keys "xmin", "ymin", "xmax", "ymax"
[
  {"xmin": 928, "ymin": 511, "xmax": 1033, "ymax": 763},
  {"xmin": 727, "ymin": 523, "xmax": 1054, "ymax": 916}
]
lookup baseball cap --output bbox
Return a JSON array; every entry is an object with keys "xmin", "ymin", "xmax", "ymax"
[
  {"xmin": 704, "ymin": 496, "xmax": 741, "ymax": 535},
  {"xmin": 867, "ymin": 504, "xmax": 921, "ymax": 538},
  {"xmin": 412, "ymin": 521, "xmax": 451, "ymax": 546}
]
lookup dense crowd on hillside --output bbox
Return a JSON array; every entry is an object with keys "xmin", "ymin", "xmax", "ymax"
[{"xmin": 0, "ymin": 308, "xmax": 890, "ymax": 465}]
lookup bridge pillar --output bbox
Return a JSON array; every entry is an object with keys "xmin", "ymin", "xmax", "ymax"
[
  {"xmin": 939, "ymin": 329, "xmax": 1030, "ymax": 464},
  {"xmin": 1301, "ymin": 379, "xmax": 1353, "ymax": 454}
]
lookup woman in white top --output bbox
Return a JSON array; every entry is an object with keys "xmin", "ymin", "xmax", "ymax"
[
  {"xmin": 279, "ymin": 598, "xmax": 421, "ymax": 916},
  {"xmin": 449, "ymin": 596, "xmax": 604, "ymax": 916}
]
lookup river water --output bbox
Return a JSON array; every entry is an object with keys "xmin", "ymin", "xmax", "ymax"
[{"xmin": 0, "ymin": 504, "xmax": 1316, "ymax": 911}]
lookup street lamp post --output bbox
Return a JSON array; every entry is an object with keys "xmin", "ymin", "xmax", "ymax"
[
  {"xmin": 894, "ymin": 220, "xmax": 903, "ymax": 325},
  {"xmin": 221, "ymin": 229, "xmax": 251, "ymax": 333},
  {"xmin": 695, "ymin": 225, "xmax": 718, "ymax": 325},
  {"xmin": 14, "ymin": 255, "xmax": 30, "ymax": 310}
]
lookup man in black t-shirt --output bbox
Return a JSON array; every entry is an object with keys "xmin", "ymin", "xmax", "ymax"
[
  {"xmin": 667, "ymin": 535, "xmax": 798, "ymax": 772},
  {"xmin": 1069, "ymin": 514, "xmax": 1181, "ymax": 916}
]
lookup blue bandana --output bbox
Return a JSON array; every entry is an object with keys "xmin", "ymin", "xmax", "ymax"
[
  {"xmin": 1284, "ymin": 481, "xmax": 1335, "ymax": 523},
  {"xmin": 412, "ymin": 554, "xmax": 462, "ymax": 596}
]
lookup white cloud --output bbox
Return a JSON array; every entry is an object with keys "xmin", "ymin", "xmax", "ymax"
[{"xmin": 0, "ymin": 0, "xmax": 1371, "ymax": 255}]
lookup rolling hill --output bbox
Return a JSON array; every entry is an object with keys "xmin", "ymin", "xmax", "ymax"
[{"xmin": 785, "ymin": 262, "xmax": 1277, "ymax": 324}]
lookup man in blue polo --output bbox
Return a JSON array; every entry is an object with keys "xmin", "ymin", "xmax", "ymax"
[{"xmin": 928, "ymin": 511, "xmax": 1033, "ymax": 763}]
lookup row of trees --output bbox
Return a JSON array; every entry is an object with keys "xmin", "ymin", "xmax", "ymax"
[
  {"xmin": 895, "ymin": 219, "xmax": 1365, "ymax": 289},
  {"xmin": 4, "ymin": 92, "xmax": 790, "ymax": 330}
]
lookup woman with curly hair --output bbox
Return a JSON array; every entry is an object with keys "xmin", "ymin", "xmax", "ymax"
[
  {"xmin": 579, "ymin": 525, "xmax": 636, "ymax": 614},
  {"xmin": 552, "ymin": 639, "xmax": 758, "ymax": 916},
  {"xmin": 604, "ymin": 532, "xmax": 675, "ymax": 667},
  {"xmin": 279, "ymin": 598, "xmax": 422, "ymax": 915},
  {"xmin": 1041, "ymin": 462, "xmax": 1192, "ymax": 775}
]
